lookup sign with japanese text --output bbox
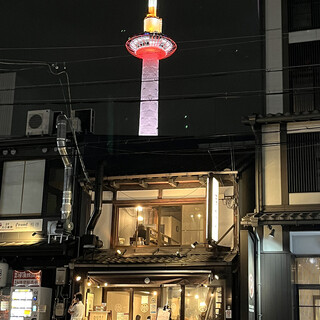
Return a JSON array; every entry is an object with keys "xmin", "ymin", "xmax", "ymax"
[
  {"xmin": 0, "ymin": 219, "xmax": 42, "ymax": 233},
  {"xmin": 12, "ymin": 270, "xmax": 41, "ymax": 287}
]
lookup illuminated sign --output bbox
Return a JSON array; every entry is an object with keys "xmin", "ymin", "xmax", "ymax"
[
  {"xmin": 0, "ymin": 219, "xmax": 42, "ymax": 233},
  {"xmin": 12, "ymin": 270, "xmax": 42, "ymax": 287},
  {"xmin": 206, "ymin": 176, "xmax": 219, "ymax": 242}
]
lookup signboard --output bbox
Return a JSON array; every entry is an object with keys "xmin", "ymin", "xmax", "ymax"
[
  {"xmin": 0, "ymin": 219, "xmax": 42, "ymax": 233},
  {"xmin": 206, "ymin": 176, "xmax": 219, "ymax": 242},
  {"xmin": 117, "ymin": 313, "xmax": 129, "ymax": 320},
  {"xmin": 157, "ymin": 308, "xmax": 170, "ymax": 320},
  {"xmin": 12, "ymin": 270, "xmax": 41, "ymax": 287},
  {"xmin": 248, "ymin": 234, "xmax": 255, "ymax": 319}
]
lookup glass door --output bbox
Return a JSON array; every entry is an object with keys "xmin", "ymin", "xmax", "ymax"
[
  {"xmin": 106, "ymin": 291, "xmax": 130, "ymax": 320},
  {"xmin": 133, "ymin": 289, "xmax": 160, "ymax": 320}
]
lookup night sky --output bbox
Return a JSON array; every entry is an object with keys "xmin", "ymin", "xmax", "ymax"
[{"xmin": 0, "ymin": 0, "xmax": 264, "ymax": 137}]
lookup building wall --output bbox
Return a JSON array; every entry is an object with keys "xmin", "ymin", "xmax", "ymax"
[{"xmin": 260, "ymin": 252, "xmax": 293, "ymax": 320}]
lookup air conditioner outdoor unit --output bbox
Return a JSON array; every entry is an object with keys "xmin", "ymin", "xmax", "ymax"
[{"xmin": 26, "ymin": 109, "xmax": 53, "ymax": 136}]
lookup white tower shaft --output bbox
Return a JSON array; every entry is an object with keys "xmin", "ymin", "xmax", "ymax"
[{"xmin": 139, "ymin": 58, "xmax": 159, "ymax": 136}]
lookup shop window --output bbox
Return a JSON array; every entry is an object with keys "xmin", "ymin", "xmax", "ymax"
[
  {"xmin": 106, "ymin": 291, "xmax": 130, "ymax": 320},
  {"xmin": 161, "ymin": 286, "xmax": 181, "ymax": 320},
  {"xmin": 133, "ymin": 289, "xmax": 160, "ymax": 320},
  {"xmin": 116, "ymin": 204, "xmax": 205, "ymax": 247},
  {"xmin": 295, "ymin": 258, "xmax": 320, "ymax": 319},
  {"xmin": 185, "ymin": 286, "xmax": 222, "ymax": 320}
]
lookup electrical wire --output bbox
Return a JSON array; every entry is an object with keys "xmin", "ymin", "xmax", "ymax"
[{"xmin": 0, "ymin": 84, "xmax": 319, "ymax": 107}]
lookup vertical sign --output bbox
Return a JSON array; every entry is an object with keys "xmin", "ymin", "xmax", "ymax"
[
  {"xmin": 248, "ymin": 234, "xmax": 255, "ymax": 319},
  {"xmin": 206, "ymin": 175, "xmax": 219, "ymax": 242}
]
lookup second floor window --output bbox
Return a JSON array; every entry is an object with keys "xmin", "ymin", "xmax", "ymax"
[
  {"xmin": 116, "ymin": 203, "xmax": 206, "ymax": 247},
  {"xmin": 0, "ymin": 160, "xmax": 45, "ymax": 216},
  {"xmin": 289, "ymin": 41, "xmax": 320, "ymax": 113},
  {"xmin": 288, "ymin": 0, "xmax": 320, "ymax": 31},
  {"xmin": 287, "ymin": 132, "xmax": 320, "ymax": 193}
]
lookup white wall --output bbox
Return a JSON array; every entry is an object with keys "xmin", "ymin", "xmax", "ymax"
[{"xmin": 262, "ymin": 124, "xmax": 282, "ymax": 206}]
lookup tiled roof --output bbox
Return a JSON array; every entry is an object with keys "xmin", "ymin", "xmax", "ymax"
[
  {"xmin": 75, "ymin": 246, "xmax": 236, "ymax": 266},
  {"xmin": 243, "ymin": 110, "xmax": 320, "ymax": 124}
]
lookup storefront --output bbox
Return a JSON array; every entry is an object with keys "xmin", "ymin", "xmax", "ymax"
[
  {"xmin": 73, "ymin": 254, "xmax": 234, "ymax": 320},
  {"xmin": 73, "ymin": 172, "xmax": 239, "ymax": 320}
]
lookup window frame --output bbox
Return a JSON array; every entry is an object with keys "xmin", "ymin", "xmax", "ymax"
[{"xmin": 113, "ymin": 199, "xmax": 207, "ymax": 249}]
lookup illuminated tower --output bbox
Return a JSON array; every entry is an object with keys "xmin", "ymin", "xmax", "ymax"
[{"xmin": 126, "ymin": 0, "xmax": 177, "ymax": 136}]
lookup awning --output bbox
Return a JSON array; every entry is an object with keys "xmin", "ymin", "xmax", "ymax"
[{"xmin": 87, "ymin": 270, "xmax": 212, "ymax": 287}]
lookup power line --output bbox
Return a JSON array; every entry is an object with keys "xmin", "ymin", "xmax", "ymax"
[
  {"xmin": 0, "ymin": 84, "xmax": 319, "ymax": 107},
  {"xmin": 0, "ymin": 61, "xmax": 319, "ymax": 93}
]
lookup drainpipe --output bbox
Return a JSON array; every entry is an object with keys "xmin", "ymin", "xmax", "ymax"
[
  {"xmin": 85, "ymin": 161, "xmax": 104, "ymax": 235},
  {"xmin": 56, "ymin": 114, "xmax": 73, "ymax": 233},
  {"xmin": 82, "ymin": 162, "xmax": 104, "ymax": 249}
]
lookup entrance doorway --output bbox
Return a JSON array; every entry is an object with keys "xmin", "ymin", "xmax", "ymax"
[{"xmin": 105, "ymin": 288, "xmax": 160, "ymax": 320}]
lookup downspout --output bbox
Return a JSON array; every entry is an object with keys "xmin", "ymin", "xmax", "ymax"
[
  {"xmin": 56, "ymin": 114, "xmax": 73, "ymax": 233},
  {"xmin": 85, "ymin": 161, "xmax": 104, "ymax": 235}
]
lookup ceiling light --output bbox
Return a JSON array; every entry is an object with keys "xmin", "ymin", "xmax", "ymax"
[
  {"xmin": 197, "ymin": 214, "xmax": 201, "ymax": 218},
  {"xmin": 104, "ymin": 282, "xmax": 108, "ymax": 287},
  {"xmin": 195, "ymin": 294, "xmax": 199, "ymax": 299},
  {"xmin": 75, "ymin": 276, "xmax": 81, "ymax": 281},
  {"xmin": 214, "ymin": 274, "xmax": 219, "ymax": 280},
  {"xmin": 87, "ymin": 281, "xmax": 92, "ymax": 286},
  {"xmin": 153, "ymin": 291, "xmax": 157, "ymax": 296},
  {"xmin": 2, "ymin": 150, "xmax": 8, "ymax": 156},
  {"xmin": 10, "ymin": 149, "xmax": 16, "ymax": 155},
  {"xmin": 137, "ymin": 206, "xmax": 143, "ymax": 212},
  {"xmin": 138, "ymin": 216, "xmax": 144, "ymax": 222}
]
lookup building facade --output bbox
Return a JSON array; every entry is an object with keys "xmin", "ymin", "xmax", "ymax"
[{"xmin": 241, "ymin": 0, "xmax": 320, "ymax": 319}]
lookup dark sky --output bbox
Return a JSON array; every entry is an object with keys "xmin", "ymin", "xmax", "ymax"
[{"xmin": 0, "ymin": 0, "xmax": 264, "ymax": 137}]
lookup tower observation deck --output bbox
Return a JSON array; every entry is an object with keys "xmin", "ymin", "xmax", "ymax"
[{"xmin": 126, "ymin": 0, "xmax": 177, "ymax": 136}]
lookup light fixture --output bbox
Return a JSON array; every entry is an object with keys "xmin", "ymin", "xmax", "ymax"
[
  {"xmin": 41, "ymin": 147, "xmax": 48, "ymax": 153},
  {"xmin": 144, "ymin": 277, "xmax": 151, "ymax": 284},
  {"xmin": 191, "ymin": 241, "xmax": 198, "ymax": 249},
  {"xmin": 116, "ymin": 249, "xmax": 127, "ymax": 256},
  {"xmin": 195, "ymin": 294, "xmax": 199, "ymax": 299},
  {"xmin": 2, "ymin": 150, "xmax": 8, "ymax": 156},
  {"xmin": 10, "ymin": 149, "xmax": 16, "ymax": 155},
  {"xmin": 137, "ymin": 206, "xmax": 143, "ymax": 212},
  {"xmin": 75, "ymin": 276, "xmax": 81, "ymax": 282},
  {"xmin": 138, "ymin": 216, "xmax": 144, "ymax": 222},
  {"xmin": 153, "ymin": 291, "xmax": 157, "ymax": 296},
  {"xmin": 197, "ymin": 214, "xmax": 201, "ymax": 218},
  {"xmin": 214, "ymin": 274, "xmax": 219, "ymax": 280},
  {"xmin": 104, "ymin": 282, "xmax": 108, "ymax": 287},
  {"xmin": 190, "ymin": 214, "xmax": 194, "ymax": 218},
  {"xmin": 97, "ymin": 285, "xmax": 100, "ymax": 289},
  {"xmin": 87, "ymin": 280, "xmax": 92, "ymax": 286},
  {"xmin": 268, "ymin": 225, "xmax": 275, "ymax": 238}
]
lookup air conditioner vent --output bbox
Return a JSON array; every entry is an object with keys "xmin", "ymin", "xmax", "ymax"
[{"xmin": 26, "ymin": 109, "xmax": 53, "ymax": 136}]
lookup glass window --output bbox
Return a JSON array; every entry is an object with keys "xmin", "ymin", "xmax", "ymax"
[
  {"xmin": 296, "ymin": 258, "xmax": 320, "ymax": 284},
  {"xmin": 133, "ymin": 289, "xmax": 159, "ymax": 320},
  {"xmin": 299, "ymin": 289, "xmax": 320, "ymax": 320},
  {"xmin": 117, "ymin": 204, "xmax": 205, "ymax": 247},
  {"xmin": 106, "ymin": 291, "xmax": 130, "ymax": 320},
  {"xmin": 161, "ymin": 286, "xmax": 181, "ymax": 320},
  {"xmin": 185, "ymin": 286, "xmax": 215, "ymax": 320}
]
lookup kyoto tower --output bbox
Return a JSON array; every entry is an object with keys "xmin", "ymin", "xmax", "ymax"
[{"xmin": 126, "ymin": 0, "xmax": 177, "ymax": 136}]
